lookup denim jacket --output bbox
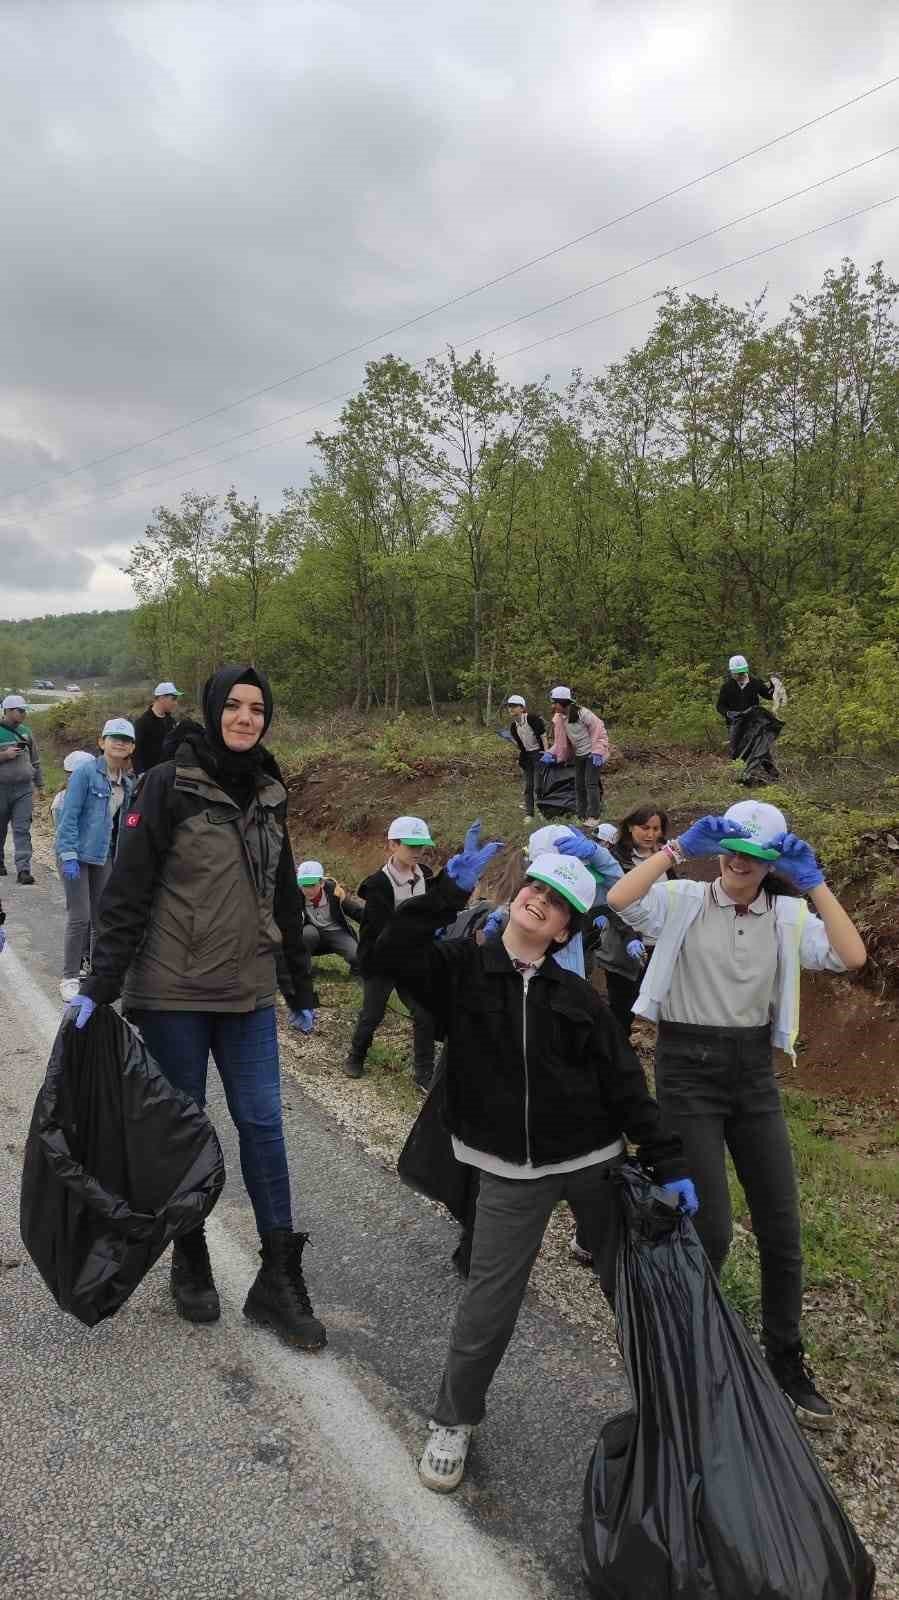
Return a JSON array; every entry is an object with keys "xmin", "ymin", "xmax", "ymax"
[{"xmin": 56, "ymin": 757, "xmax": 135, "ymax": 867}]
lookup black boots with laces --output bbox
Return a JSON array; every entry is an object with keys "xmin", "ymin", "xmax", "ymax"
[
  {"xmin": 243, "ymin": 1228, "xmax": 327, "ymax": 1349},
  {"xmin": 767, "ymin": 1344, "xmax": 834, "ymax": 1429},
  {"xmin": 170, "ymin": 1225, "xmax": 221, "ymax": 1323}
]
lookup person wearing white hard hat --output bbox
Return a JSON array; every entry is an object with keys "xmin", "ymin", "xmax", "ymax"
[
  {"xmin": 345, "ymin": 815, "xmax": 439, "ymax": 1087},
  {"xmin": 56, "ymin": 718, "xmax": 137, "ymax": 1000},
  {"xmin": 505, "ymin": 695, "xmax": 546, "ymax": 819},
  {"xmin": 295, "ymin": 858, "xmax": 363, "ymax": 974},
  {"xmin": 607, "ymin": 798, "xmax": 866, "ymax": 1430},
  {"xmin": 366, "ymin": 822, "xmax": 691, "ymax": 1495},
  {"xmin": 132, "ymin": 681, "xmax": 183, "ymax": 776},
  {"xmin": 0, "ymin": 693, "xmax": 44, "ymax": 882},
  {"xmin": 541, "ymin": 686, "xmax": 609, "ymax": 821}
]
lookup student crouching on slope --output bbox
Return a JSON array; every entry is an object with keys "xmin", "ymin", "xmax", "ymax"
[
  {"xmin": 606, "ymin": 799, "xmax": 866, "ymax": 1429},
  {"xmin": 368, "ymin": 824, "xmax": 694, "ymax": 1494},
  {"xmin": 65, "ymin": 666, "xmax": 325, "ymax": 1352}
]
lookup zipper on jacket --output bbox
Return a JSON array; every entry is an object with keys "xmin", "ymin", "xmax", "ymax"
[{"xmin": 522, "ymin": 974, "xmax": 532, "ymax": 1165}]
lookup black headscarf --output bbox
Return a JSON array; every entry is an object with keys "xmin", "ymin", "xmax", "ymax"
[{"xmin": 168, "ymin": 664, "xmax": 278, "ymax": 809}]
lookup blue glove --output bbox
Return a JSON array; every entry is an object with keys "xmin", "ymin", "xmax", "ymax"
[
  {"xmin": 62, "ymin": 860, "xmax": 81, "ymax": 881},
  {"xmin": 288, "ymin": 1008, "xmax": 315, "ymax": 1034},
  {"xmin": 0, "ymin": 928, "xmax": 6, "ymax": 954},
  {"xmin": 590, "ymin": 753, "xmax": 605, "ymax": 768},
  {"xmin": 767, "ymin": 832, "xmax": 824, "ymax": 891},
  {"xmin": 678, "ymin": 815, "xmax": 750, "ymax": 858},
  {"xmin": 66, "ymin": 995, "xmax": 96, "ymax": 1030},
  {"xmin": 556, "ymin": 827, "xmax": 599, "ymax": 864},
  {"xmin": 446, "ymin": 821, "xmax": 504, "ymax": 892},
  {"xmin": 539, "ymin": 752, "xmax": 557, "ymax": 765},
  {"xmin": 482, "ymin": 908, "xmax": 507, "ymax": 941},
  {"xmin": 593, "ymin": 914, "xmax": 608, "ymax": 934},
  {"xmin": 662, "ymin": 1178, "xmax": 699, "ymax": 1216},
  {"xmin": 626, "ymin": 939, "xmax": 647, "ymax": 963}
]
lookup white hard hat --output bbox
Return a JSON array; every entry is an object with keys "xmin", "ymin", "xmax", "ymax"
[{"xmin": 525, "ymin": 851, "xmax": 595, "ymax": 914}]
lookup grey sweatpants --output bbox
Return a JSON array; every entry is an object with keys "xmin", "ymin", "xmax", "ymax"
[
  {"xmin": 60, "ymin": 861, "xmax": 111, "ymax": 979},
  {"xmin": 301, "ymin": 923, "xmax": 359, "ymax": 972},
  {"xmin": 432, "ymin": 1157, "xmax": 622, "ymax": 1427},
  {"xmin": 0, "ymin": 782, "xmax": 34, "ymax": 872}
]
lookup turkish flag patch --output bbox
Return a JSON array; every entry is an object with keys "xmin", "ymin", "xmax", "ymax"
[{"xmin": 125, "ymin": 812, "xmax": 142, "ymax": 828}]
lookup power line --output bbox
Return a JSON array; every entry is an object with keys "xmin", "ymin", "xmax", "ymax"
[
  {"xmin": 23, "ymin": 191, "xmax": 898, "ymax": 528},
  {"xmin": 3, "ymin": 72, "xmax": 897, "ymax": 508},
  {"xmin": 22, "ymin": 146, "xmax": 899, "ymax": 520}
]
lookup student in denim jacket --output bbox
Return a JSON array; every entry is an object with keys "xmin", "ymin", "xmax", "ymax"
[{"xmin": 56, "ymin": 717, "xmax": 136, "ymax": 1001}]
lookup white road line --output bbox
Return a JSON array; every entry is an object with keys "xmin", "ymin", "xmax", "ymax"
[{"xmin": 7, "ymin": 938, "xmax": 543, "ymax": 1600}]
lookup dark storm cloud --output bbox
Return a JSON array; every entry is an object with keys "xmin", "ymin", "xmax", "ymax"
[
  {"xmin": 0, "ymin": 0, "xmax": 897, "ymax": 617},
  {"xmin": 0, "ymin": 525, "xmax": 95, "ymax": 591}
]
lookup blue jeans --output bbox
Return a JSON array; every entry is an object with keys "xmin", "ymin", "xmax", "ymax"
[{"xmin": 131, "ymin": 1006, "xmax": 292, "ymax": 1235}]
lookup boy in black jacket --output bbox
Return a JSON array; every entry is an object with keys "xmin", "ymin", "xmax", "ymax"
[
  {"xmin": 506, "ymin": 694, "xmax": 545, "ymax": 820},
  {"xmin": 368, "ymin": 822, "xmax": 695, "ymax": 1494},
  {"xmin": 344, "ymin": 815, "xmax": 439, "ymax": 1088}
]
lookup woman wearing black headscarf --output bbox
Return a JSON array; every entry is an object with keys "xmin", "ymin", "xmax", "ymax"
[{"xmin": 68, "ymin": 666, "xmax": 325, "ymax": 1349}]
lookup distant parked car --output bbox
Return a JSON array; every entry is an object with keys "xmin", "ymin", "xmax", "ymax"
[
  {"xmin": 64, "ymin": 683, "xmax": 81, "ymax": 694},
  {"xmin": 35, "ymin": 679, "xmax": 55, "ymax": 689}
]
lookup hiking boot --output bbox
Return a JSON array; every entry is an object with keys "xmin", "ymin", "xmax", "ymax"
[
  {"xmin": 418, "ymin": 1422, "xmax": 473, "ymax": 1493},
  {"xmin": 0, "ymin": 861, "xmax": 7, "ymax": 876},
  {"xmin": 767, "ymin": 1345, "xmax": 834, "ymax": 1430},
  {"xmin": 170, "ymin": 1227, "xmax": 221, "ymax": 1323},
  {"xmin": 17, "ymin": 869, "xmax": 35, "ymax": 885},
  {"xmin": 414, "ymin": 1065, "xmax": 433, "ymax": 1095},
  {"xmin": 243, "ymin": 1229, "xmax": 327, "ymax": 1350},
  {"xmin": 343, "ymin": 1054, "xmax": 365, "ymax": 1079}
]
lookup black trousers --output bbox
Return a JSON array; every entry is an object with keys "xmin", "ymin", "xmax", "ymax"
[
  {"xmin": 655, "ymin": 1020, "xmax": 803, "ymax": 1354},
  {"xmin": 574, "ymin": 755, "xmax": 603, "ymax": 820},
  {"xmin": 350, "ymin": 974, "xmax": 435, "ymax": 1079},
  {"xmin": 604, "ymin": 969, "xmax": 640, "ymax": 1038},
  {"xmin": 519, "ymin": 752, "xmax": 539, "ymax": 814}
]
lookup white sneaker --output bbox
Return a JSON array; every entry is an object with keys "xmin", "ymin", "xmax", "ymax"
[
  {"xmin": 59, "ymin": 979, "xmax": 81, "ymax": 1002},
  {"xmin": 418, "ymin": 1422, "xmax": 473, "ymax": 1493},
  {"xmin": 569, "ymin": 1231, "xmax": 593, "ymax": 1267}
]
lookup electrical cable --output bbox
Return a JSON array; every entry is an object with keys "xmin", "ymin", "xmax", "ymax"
[{"xmin": 3, "ymin": 72, "xmax": 896, "ymax": 506}]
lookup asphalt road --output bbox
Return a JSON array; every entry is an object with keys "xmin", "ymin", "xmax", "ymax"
[{"xmin": 0, "ymin": 865, "xmax": 628, "ymax": 1599}]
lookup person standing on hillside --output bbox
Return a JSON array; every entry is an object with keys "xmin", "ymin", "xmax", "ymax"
[
  {"xmin": 715, "ymin": 655, "xmax": 774, "ymax": 723},
  {"xmin": 541, "ymin": 687, "xmax": 609, "ymax": 821},
  {"xmin": 0, "ymin": 694, "xmax": 44, "ymax": 884},
  {"xmin": 505, "ymin": 695, "xmax": 545, "ymax": 820},
  {"xmin": 132, "ymin": 681, "xmax": 183, "ymax": 776}
]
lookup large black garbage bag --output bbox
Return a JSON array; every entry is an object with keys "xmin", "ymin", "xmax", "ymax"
[
  {"xmin": 536, "ymin": 759, "xmax": 579, "ymax": 817},
  {"xmin": 20, "ymin": 1006, "xmax": 225, "ymax": 1328},
  {"xmin": 397, "ymin": 1053, "xmax": 478, "ymax": 1228},
  {"xmin": 728, "ymin": 705, "xmax": 783, "ymax": 785},
  {"xmin": 581, "ymin": 1165, "xmax": 875, "ymax": 1600}
]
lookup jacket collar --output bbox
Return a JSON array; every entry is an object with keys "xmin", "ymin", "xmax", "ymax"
[
  {"xmin": 481, "ymin": 938, "xmax": 566, "ymax": 981},
  {"xmin": 175, "ymin": 760, "xmax": 285, "ymax": 810}
]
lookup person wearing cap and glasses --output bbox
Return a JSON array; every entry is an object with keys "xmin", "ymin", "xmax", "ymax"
[
  {"xmin": 541, "ymin": 686, "xmax": 609, "ymax": 821},
  {"xmin": 55, "ymin": 718, "xmax": 137, "ymax": 1001},
  {"xmin": 132, "ymin": 681, "xmax": 183, "ymax": 776},
  {"xmin": 367, "ymin": 823, "xmax": 691, "ymax": 1494},
  {"xmin": 607, "ymin": 799, "xmax": 866, "ymax": 1430},
  {"xmin": 295, "ymin": 859, "xmax": 363, "ymax": 975},
  {"xmin": 0, "ymin": 693, "xmax": 44, "ymax": 883},
  {"xmin": 345, "ymin": 815, "xmax": 439, "ymax": 1088},
  {"xmin": 505, "ymin": 695, "xmax": 546, "ymax": 820}
]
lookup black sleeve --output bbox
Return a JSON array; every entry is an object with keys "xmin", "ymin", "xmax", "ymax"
[
  {"xmin": 715, "ymin": 681, "xmax": 730, "ymax": 716},
  {"xmin": 366, "ymin": 870, "xmax": 471, "ymax": 1034},
  {"xmin": 590, "ymin": 1004, "xmax": 686, "ymax": 1183},
  {"xmin": 273, "ymin": 828, "xmax": 316, "ymax": 1012},
  {"xmin": 752, "ymin": 676, "xmax": 774, "ymax": 700},
  {"xmin": 82, "ymin": 764, "xmax": 176, "ymax": 1004},
  {"xmin": 532, "ymin": 715, "xmax": 546, "ymax": 740}
]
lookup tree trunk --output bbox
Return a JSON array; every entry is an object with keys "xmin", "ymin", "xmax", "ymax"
[{"xmin": 411, "ymin": 596, "xmax": 438, "ymax": 716}]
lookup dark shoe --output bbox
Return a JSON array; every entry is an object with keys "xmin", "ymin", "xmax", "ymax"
[
  {"xmin": 767, "ymin": 1345, "xmax": 834, "ymax": 1430},
  {"xmin": 0, "ymin": 861, "xmax": 7, "ymax": 876},
  {"xmin": 243, "ymin": 1229, "xmax": 327, "ymax": 1350},
  {"xmin": 343, "ymin": 1054, "xmax": 365, "ymax": 1079},
  {"xmin": 170, "ymin": 1227, "xmax": 221, "ymax": 1323},
  {"xmin": 17, "ymin": 869, "xmax": 35, "ymax": 885},
  {"xmin": 414, "ymin": 1068, "xmax": 433, "ymax": 1094}
]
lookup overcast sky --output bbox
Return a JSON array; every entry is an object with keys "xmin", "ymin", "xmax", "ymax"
[{"xmin": 1, "ymin": 0, "xmax": 896, "ymax": 621}]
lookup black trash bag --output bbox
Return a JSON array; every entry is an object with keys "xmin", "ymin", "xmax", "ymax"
[
  {"xmin": 581, "ymin": 1164, "xmax": 875, "ymax": 1600},
  {"xmin": 397, "ymin": 1052, "xmax": 478, "ymax": 1229},
  {"xmin": 20, "ymin": 1006, "xmax": 226, "ymax": 1328},
  {"xmin": 728, "ymin": 705, "xmax": 784, "ymax": 785},
  {"xmin": 536, "ymin": 759, "xmax": 579, "ymax": 817}
]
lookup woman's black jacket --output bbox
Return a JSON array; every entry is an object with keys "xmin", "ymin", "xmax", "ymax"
[
  {"xmin": 367, "ymin": 869, "xmax": 685, "ymax": 1178},
  {"xmin": 509, "ymin": 713, "xmax": 546, "ymax": 768}
]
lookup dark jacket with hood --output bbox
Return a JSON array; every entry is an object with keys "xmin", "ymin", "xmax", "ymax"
[
  {"xmin": 82, "ymin": 666, "xmax": 314, "ymax": 1015},
  {"xmin": 355, "ymin": 862, "xmax": 435, "ymax": 976},
  {"xmin": 367, "ymin": 869, "xmax": 685, "ymax": 1176},
  {"xmin": 509, "ymin": 712, "xmax": 546, "ymax": 769},
  {"xmin": 716, "ymin": 675, "xmax": 773, "ymax": 718}
]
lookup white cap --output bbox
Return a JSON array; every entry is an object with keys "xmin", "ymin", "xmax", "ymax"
[
  {"xmin": 387, "ymin": 815, "xmax": 434, "ymax": 846},
  {"xmin": 721, "ymin": 800, "xmax": 787, "ymax": 861},
  {"xmin": 154, "ymin": 681, "xmax": 182, "ymax": 698},
  {"xmin": 2, "ymin": 694, "xmax": 27, "ymax": 711},
  {"xmin": 506, "ymin": 694, "xmax": 526, "ymax": 708},
  {"xmin": 101, "ymin": 717, "xmax": 136, "ymax": 740},
  {"xmin": 550, "ymin": 685, "xmax": 572, "ymax": 701},
  {"xmin": 63, "ymin": 750, "xmax": 95, "ymax": 773},
  {"xmin": 296, "ymin": 859, "xmax": 325, "ymax": 885},
  {"xmin": 525, "ymin": 851, "xmax": 595, "ymax": 914},
  {"xmin": 728, "ymin": 655, "xmax": 749, "ymax": 674},
  {"xmin": 527, "ymin": 823, "xmax": 574, "ymax": 860},
  {"xmin": 592, "ymin": 822, "xmax": 620, "ymax": 845}
]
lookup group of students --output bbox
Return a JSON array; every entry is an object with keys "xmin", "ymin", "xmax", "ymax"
[{"xmin": 44, "ymin": 661, "xmax": 867, "ymax": 1509}]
